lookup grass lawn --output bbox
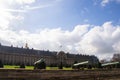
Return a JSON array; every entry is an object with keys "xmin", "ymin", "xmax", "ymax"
[
  {"xmin": 46, "ymin": 67, "xmax": 72, "ymax": 70},
  {"xmin": 63, "ymin": 67, "xmax": 72, "ymax": 70},
  {"xmin": 4, "ymin": 65, "xmax": 73, "ymax": 70},
  {"xmin": 4, "ymin": 65, "xmax": 19, "ymax": 69},
  {"xmin": 4, "ymin": 65, "xmax": 34, "ymax": 70},
  {"xmin": 25, "ymin": 66, "xmax": 34, "ymax": 69},
  {"xmin": 46, "ymin": 67, "xmax": 58, "ymax": 70}
]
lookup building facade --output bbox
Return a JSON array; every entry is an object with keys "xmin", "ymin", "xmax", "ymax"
[
  {"xmin": 112, "ymin": 53, "xmax": 120, "ymax": 62},
  {"xmin": 0, "ymin": 44, "xmax": 99, "ymax": 66}
]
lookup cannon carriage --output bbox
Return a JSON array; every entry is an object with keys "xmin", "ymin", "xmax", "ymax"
[{"xmin": 34, "ymin": 58, "xmax": 46, "ymax": 69}]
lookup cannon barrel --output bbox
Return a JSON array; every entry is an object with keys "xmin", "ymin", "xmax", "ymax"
[
  {"xmin": 34, "ymin": 58, "xmax": 46, "ymax": 69},
  {"xmin": 34, "ymin": 58, "xmax": 45, "ymax": 65}
]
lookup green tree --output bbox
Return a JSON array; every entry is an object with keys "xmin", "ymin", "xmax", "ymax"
[{"xmin": 98, "ymin": 62, "xmax": 102, "ymax": 68}]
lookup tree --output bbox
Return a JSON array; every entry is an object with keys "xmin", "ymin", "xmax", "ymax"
[
  {"xmin": 0, "ymin": 60, "xmax": 3, "ymax": 68},
  {"xmin": 98, "ymin": 62, "xmax": 102, "ymax": 68}
]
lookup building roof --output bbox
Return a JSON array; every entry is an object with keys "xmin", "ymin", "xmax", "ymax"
[{"xmin": 57, "ymin": 51, "xmax": 65, "ymax": 55}]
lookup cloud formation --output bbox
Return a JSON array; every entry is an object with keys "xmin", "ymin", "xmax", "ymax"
[
  {"xmin": 101, "ymin": 0, "xmax": 110, "ymax": 6},
  {"xmin": 0, "ymin": 0, "xmax": 33, "ymax": 30},
  {"xmin": 101, "ymin": 0, "xmax": 120, "ymax": 6},
  {"xmin": 0, "ymin": 0, "xmax": 62, "ymax": 30},
  {"xmin": 0, "ymin": 0, "xmax": 120, "ymax": 60},
  {"xmin": 0, "ymin": 20, "xmax": 120, "ymax": 60}
]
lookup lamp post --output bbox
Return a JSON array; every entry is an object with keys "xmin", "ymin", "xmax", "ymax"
[
  {"xmin": 58, "ymin": 51, "xmax": 63, "ymax": 69},
  {"xmin": 60, "ymin": 52, "xmax": 63, "ymax": 69},
  {"xmin": 58, "ymin": 45, "xmax": 63, "ymax": 69}
]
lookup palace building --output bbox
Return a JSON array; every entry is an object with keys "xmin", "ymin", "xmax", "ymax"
[{"xmin": 0, "ymin": 43, "xmax": 99, "ymax": 66}]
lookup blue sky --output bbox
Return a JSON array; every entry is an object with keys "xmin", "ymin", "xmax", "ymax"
[
  {"xmin": 0, "ymin": 0, "xmax": 120, "ymax": 60},
  {"xmin": 16, "ymin": 0, "xmax": 120, "ymax": 31}
]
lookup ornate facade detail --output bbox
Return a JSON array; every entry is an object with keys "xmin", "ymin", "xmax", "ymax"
[{"xmin": 0, "ymin": 44, "xmax": 99, "ymax": 66}]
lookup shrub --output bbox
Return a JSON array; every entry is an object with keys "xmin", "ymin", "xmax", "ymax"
[
  {"xmin": 98, "ymin": 62, "xmax": 102, "ymax": 68},
  {"xmin": 20, "ymin": 64, "xmax": 25, "ymax": 68},
  {"xmin": 58, "ymin": 62, "xmax": 63, "ymax": 69},
  {"xmin": 0, "ymin": 60, "xmax": 3, "ymax": 68},
  {"xmin": 65, "ymin": 64, "xmax": 71, "ymax": 68},
  {"xmin": 87, "ymin": 65, "xmax": 92, "ymax": 69}
]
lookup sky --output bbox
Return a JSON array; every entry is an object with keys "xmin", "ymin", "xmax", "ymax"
[{"xmin": 0, "ymin": 0, "xmax": 120, "ymax": 60}]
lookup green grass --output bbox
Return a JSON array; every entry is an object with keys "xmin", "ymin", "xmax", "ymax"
[
  {"xmin": 25, "ymin": 66, "xmax": 34, "ymax": 70},
  {"xmin": 46, "ymin": 67, "xmax": 73, "ymax": 70},
  {"xmin": 63, "ymin": 67, "xmax": 72, "ymax": 70},
  {"xmin": 4, "ymin": 65, "xmax": 34, "ymax": 69},
  {"xmin": 3, "ymin": 65, "xmax": 73, "ymax": 70},
  {"xmin": 46, "ymin": 67, "xmax": 58, "ymax": 70},
  {"xmin": 4, "ymin": 65, "xmax": 19, "ymax": 69}
]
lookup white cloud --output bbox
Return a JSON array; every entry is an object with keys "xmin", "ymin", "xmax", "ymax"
[
  {"xmin": 0, "ymin": 0, "xmax": 62, "ymax": 31},
  {"xmin": 101, "ymin": 0, "xmax": 120, "ymax": 6},
  {"xmin": 0, "ymin": 21, "xmax": 120, "ymax": 60},
  {"xmin": 101, "ymin": 0, "xmax": 110, "ymax": 6},
  {"xmin": 15, "ymin": 0, "xmax": 36, "ymax": 4},
  {"xmin": 24, "ymin": 4, "xmax": 53, "ymax": 11},
  {"xmin": 0, "ymin": 0, "xmax": 120, "ymax": 60},
  {"xmin": 0, "ymin": 0, "xmax": 29, "ymax": 30},
  {"xmin": 0, "ymin": 0, "xmax": 36, "ymax": 5}
]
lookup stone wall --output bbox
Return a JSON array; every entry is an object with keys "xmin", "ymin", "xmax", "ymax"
[{"xmin": 0, "ymin": 69, "xmax": 120, "ymax": 80}]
